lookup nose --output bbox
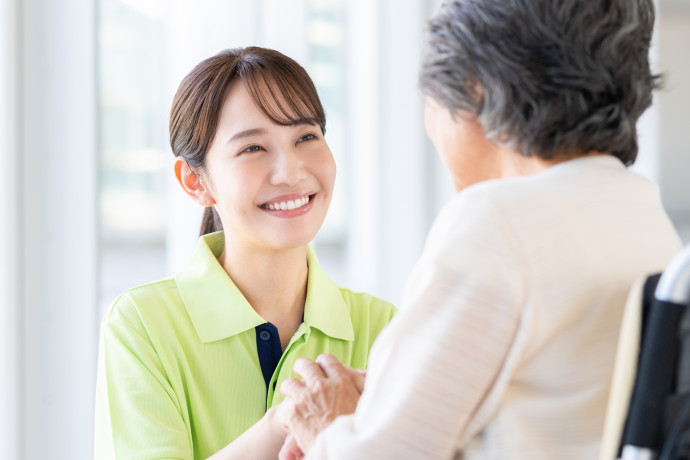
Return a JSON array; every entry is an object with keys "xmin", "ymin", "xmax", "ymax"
[{"xmin": 269, "ymin": 147, "xmax": 307, "ymax": 187}]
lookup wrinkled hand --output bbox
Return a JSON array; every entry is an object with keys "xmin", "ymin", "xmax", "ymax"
[{"xmin": 279, "ymin": 354, "xmax": 365, "ymax": 454}]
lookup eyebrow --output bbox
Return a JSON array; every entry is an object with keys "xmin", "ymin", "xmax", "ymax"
[
  {"xmin": 227, "ymin": 128, "xmax": 267, "ymax": 144},
  {"xmin": 226, "ymin": 120, "xmax": 320, "ymax": 144}
]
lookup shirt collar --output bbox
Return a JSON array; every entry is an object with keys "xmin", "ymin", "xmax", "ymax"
[
  {"xmin": 175, "ymin": 232, "xmax": 354, "ymax": 344},
  {"xmin": 304, "ymin": 245, "xmax": 354, "ymax": 342},
  {"xmin": 175, "ymin": 232, "xmax": 265, "ymax": 343}
]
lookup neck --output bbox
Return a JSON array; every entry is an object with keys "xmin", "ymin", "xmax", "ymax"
[
  {"xmin": 497, "ymin": 147, "xmax": 604, "ymax": 179},
  {"xmin": 219, "ymin": 239, "xmax": 308, "ymax": 349}
]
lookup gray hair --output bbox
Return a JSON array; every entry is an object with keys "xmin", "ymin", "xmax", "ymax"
[{"xmin": 419, "ymin": 0, "xmax": 659, "ymax": 165}]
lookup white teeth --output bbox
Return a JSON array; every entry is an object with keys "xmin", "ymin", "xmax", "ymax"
[{"xmin": 265, "ymin": 196, "xmax": 311, "ymax": 211}]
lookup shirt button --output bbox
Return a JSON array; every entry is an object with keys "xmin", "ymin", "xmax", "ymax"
[{"xmin": 259, "ymin": 330, "xmax": 271, "ymax": 341}]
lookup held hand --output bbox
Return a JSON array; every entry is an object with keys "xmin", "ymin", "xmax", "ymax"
[{"xmin": 279, "ymin": 354, "xmax": 365, "ymax": 454}]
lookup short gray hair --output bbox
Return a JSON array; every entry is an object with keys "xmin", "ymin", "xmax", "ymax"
[{"xmin": 419, "ymin": 0, "xmax": 659, "ymax": 165}]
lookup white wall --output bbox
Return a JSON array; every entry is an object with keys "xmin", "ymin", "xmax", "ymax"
[
  {"xmin": 0, "ymin": 0, "xmax": 23, "ymax": 458},
  {"xmin": 1, "ymin": 0, "xmax": 98, "ymax": 458},
  {"xmin": 658, "ymin": 1, "xmax": 690, "ymax": 240},
  {"xmin": 345, "ymin": 0, "xmax": 451, "ymax": 305}
]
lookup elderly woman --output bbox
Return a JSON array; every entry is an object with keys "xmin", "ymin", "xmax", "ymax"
[{"xmin": 278, "ymin": 0, "xmax": 682, "ymax": 458}]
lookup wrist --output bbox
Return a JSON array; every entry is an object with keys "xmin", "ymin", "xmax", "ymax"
[{"xmin": 266, "ymin": 406, "xmax": 289, "ymax": 438}]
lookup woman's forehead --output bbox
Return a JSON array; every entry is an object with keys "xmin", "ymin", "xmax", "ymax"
[{"xmin": 218, "ymin": 81, "xmax": 316, "ymax": 137}]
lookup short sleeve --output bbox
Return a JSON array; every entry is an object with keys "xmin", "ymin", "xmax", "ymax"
[{"xmin": 95, "ymin": 294, "xmax": 192, "ymax": 460}]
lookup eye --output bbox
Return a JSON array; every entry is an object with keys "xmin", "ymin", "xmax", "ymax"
[
  {"xmin": 240, "ymin": 144, "xmax": 263, "ymax": 154},
  {"xmin": 297, "ymin": 133, "xmax": 317, "ymax": 143}
]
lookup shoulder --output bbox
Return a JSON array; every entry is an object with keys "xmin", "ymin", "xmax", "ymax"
[
  {"xmin": 104, "ymin": 277, "xmax": 182, "ymax": 329},
  {"xmin": 101, "ymin": 277, "xmax": 196, "ymax": 370},
  {"xmin": 433, "ymin": 176, "xmax": 530, "ymax": 228},
  {"xmin": 338, "ymin": 287, "xmax": 397, "ymax": 332},
  {"xmin": 306, "ymin": 245, "xmax": 397, "ymax": 334},
  {"xmin": 413, "ymin": 181, "xmax": 531, "ymax": 313},
  {"xmin": 425, "ymin": 181, "xmax": 524, "ymax": 267},
  {"xmin": 339, "ymin": 288, "xmax": 396, "ymax": 317},
  {"xmin": 433, "ymin": 174, "xmax": 546, "ymax": 231}
]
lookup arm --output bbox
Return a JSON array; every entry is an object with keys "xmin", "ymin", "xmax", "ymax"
[
  {"xmin": 206, "ymin": 406, "xmax": 287, "ymax": 460},
  {"xmin": 96, "ymin": 311, "xmax": 193, "ymax": 460}
]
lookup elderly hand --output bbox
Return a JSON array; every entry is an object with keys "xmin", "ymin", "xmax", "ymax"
[{"xmin": 279, "ymin": 354, "xmax": 366, "ymax": 454}]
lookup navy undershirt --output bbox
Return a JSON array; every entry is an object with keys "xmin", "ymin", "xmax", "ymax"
[{"xmin": 255, "ymin": 322, "xmax": 283, "ymax": 391}]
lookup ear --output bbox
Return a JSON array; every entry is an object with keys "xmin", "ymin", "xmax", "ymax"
[{"xmin": 174, "ymin": 157, "xmax": 217, "ymax": 207}]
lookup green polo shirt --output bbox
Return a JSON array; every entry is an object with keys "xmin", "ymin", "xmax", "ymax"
[{"xmin": 94, "ymin": 232, "xmax": 396, "ymax": 460}]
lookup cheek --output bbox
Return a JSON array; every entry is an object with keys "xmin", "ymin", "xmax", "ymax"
[
  {"xmin": 205, "ymin": 159, "xmax": 258, "ymax": 206},
  {"xmin": 316, "ymin": 150, "xmax": 336, "ymax": 192},
  {"xmin": 326, "ymin": 155, "xmax": 336, "ymax": 189}
]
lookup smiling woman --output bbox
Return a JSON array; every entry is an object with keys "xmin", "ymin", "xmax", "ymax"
[
  {"xmin": 170, "ymin": 49, "xmax": 336, "ymax": 246},
  {"xmin": 93, "ymin": 47, "xmax": 396, "ymax": 460}
]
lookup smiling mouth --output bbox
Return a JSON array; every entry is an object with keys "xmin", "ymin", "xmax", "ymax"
[{"xmin": 260, "ymin": 194, "xmax": 314, "ymax": 211}]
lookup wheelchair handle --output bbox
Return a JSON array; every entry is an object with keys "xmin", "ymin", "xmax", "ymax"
[
  {"xmin": 621, "ymin": 445, "xmax": 656, "ymax": 460},
  {"xmin": 656, "ymin": 244, "xmax": 690, "ymax": 304}
]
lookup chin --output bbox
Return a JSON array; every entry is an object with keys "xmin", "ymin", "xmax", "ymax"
[{"xmin": 269, "ymin": 231, "xmax": 319, "ymax": 250}]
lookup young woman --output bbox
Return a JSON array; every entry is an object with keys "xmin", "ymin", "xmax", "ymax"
[{"xmin": 94, "ymin": 47, "xmax": 396, "ymax": 460}]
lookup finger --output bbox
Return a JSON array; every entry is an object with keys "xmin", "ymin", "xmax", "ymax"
[
  {"xmin": 279, "ymin": 441, "xmax": 298, "ymax": 460},
  {"xmin": 315, "ymin": 353, "xmax": 348, "ymax": 378},
  {"xmin": 280, "ymin": 378, "xmax": 306, "ymax": 400},
  {"xmin": 347, "ymin": 367, "xmax": 366, "ymax": 394},
  {"xmin": 293, "ymin": 357, "xmax": 327, "ymax": 383},
  {"xmin": 278, "ymin": 443, "xmax": 290, "ymax": 460},
  {"xmin": 316, "ymin": 355, "xmax": 366, "ymax": 393},
  {"xmin": 279, "ymin": 434, "xmax": 304, "ymax": 460}
]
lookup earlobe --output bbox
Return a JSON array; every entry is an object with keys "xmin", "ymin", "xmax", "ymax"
[{"xmin": 174, "ymin": 157, "xmax": 216, "ymax": 207}]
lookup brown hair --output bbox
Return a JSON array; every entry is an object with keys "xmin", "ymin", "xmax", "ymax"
[{"xmin": 169, "ymin": 47, "xmax": 327, "ymax": 236}]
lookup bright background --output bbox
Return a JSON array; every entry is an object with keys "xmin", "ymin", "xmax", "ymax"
[{"xmin": 1, "ymin": 0, "xmax": 689, "ymax": 458}]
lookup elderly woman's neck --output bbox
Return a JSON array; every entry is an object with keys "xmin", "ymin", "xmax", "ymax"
[{"xmin": 498, "ymin": 147, "xmax": 605, "ymax": 179}]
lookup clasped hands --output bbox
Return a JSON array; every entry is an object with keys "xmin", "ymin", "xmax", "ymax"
[{"xmin": 275, "ymin": 354, "xmax": 365, "ymax": 460}]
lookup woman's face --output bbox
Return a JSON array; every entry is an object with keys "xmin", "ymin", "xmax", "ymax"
[
  {"xmin": 424, "ymin": 96, "xmax": 500, "ymax": 191},
  {"xmin": 201, "ymin": 81, "xmax": 335, "ymax": 252}
]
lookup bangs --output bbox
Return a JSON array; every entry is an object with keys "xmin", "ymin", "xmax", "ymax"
[{"xmin": 238, "ymin": 53, "xmax": 326, "ymax": 134}]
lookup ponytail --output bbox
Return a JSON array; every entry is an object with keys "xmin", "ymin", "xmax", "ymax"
[{"xmin": 200, "ymin": 206, "xmax": 223, "ymax": 236}]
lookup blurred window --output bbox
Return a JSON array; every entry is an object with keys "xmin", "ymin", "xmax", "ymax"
[{"xmin": 98, "ymin": 0, "xmax": 168, "ymax": 314}]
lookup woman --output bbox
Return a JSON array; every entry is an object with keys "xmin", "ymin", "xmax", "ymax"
[
  {"xmin": 279, "ymin": 0, "xmax": 682, "ymax": 458},
  {"xmin": 93, "ymin": 47, "xmax": 396, "ymax": 460}
]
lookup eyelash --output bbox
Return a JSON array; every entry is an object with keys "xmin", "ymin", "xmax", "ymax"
[
  {"xmin": 298, "ymin": 133, "xmax": 317, "ymax": 142},
  {"xmin": 241, "ymin": 145, "xmax": 263, "ymax": 153},
  {"xmin": 238, "ymin": 133, "xmax": 318, "ymax": 155}
]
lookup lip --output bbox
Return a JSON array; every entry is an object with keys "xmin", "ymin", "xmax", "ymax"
[{"xmin": 258, "ymin": 193, "xmax": 316, "ymax": 218}]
